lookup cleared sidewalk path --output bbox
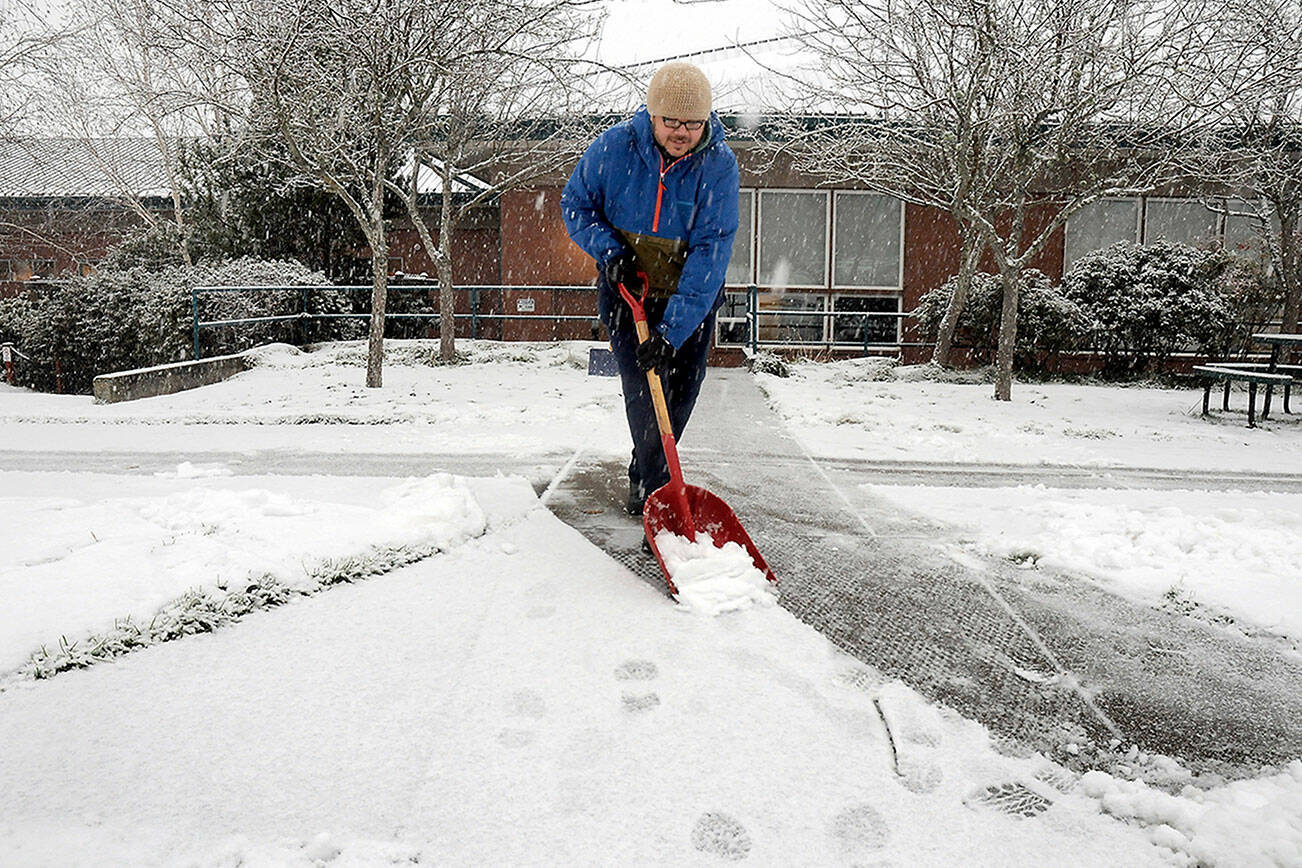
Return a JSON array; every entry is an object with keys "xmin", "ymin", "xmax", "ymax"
[{"xmin": 548, "ymin": 370, "xmax": 1302, "ymax": 777}]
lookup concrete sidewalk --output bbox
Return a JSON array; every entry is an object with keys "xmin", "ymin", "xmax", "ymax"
[{"xmin": 547, "ymin": 370, "xmax": 1302, "ymax": 779}]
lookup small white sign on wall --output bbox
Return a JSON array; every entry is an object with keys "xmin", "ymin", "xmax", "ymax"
[{"xmin": 516, "ymin": 297, "xmax": 536, "ymax": 313}]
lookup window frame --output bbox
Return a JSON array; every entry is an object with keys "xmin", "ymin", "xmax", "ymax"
[
  {"xmin": 830, "ymin": 191, "xmax": 904, "ymax": 290},
  {"xmin": 756, "ymin": 188, "xmax": 831, "ymax": 290},
  {"xmin": 1063, "ymin": 197, "xmax": 1141, "ymax": 271},
  {"xmin": 725, "ymin": 188, "xmax": 757, "ymax": 287}
]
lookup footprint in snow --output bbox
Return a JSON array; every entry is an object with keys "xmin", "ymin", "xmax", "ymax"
[
  {"xmin": 615, "ymin": 659, "xmax": 660, "ymax": 713},
  {"xmin": 895, "ymin": 757, "xmax": 943, "ymax": 793},
  {"xmin": 508, "ymin": 689, "xmax": 547, "ymax": 719},
  {"xmin": 829, "ymin": 802, "xmax": 891, "ymax": 859},
  {"xmin": 614, "ymin": 659, "xmax": 658, "ymax": 681},
  {"xmin": 691, "ymin": 811, "xmax": 752, "ymax": 861}
]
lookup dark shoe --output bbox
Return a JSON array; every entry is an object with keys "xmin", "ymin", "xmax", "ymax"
[
  {"xmin": 641, "ymin": 536, "xmax": 653, "ymax": 555},
  {"xmin": 625, "ymin": 494, "xmax": 644, "ymax": 516}
]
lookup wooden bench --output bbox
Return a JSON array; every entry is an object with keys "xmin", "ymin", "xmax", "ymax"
[{"xmin": 1192, "ymin": 365, "xmax": 1294, "ymax": 428}]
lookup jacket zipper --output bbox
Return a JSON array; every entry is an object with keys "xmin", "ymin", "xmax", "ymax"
[{"xmin": 653, "ymin": 153, "xmax": 685, "ymax": 233}]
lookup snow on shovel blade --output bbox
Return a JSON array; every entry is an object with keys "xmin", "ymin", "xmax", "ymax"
[{"xmin": 643, "ymin": 483, "xmax": 778, "ymax": 596}]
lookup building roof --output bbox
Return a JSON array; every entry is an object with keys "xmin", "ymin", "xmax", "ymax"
[
  {"xmin": 0, "ymin": 137, "xmax": 494, "ymax": 202},
  {"xmin": 0, "ymin": 138, "xmax": 176, "ymax": 199}
]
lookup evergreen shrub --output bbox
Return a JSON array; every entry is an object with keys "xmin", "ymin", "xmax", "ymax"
[
  {"xmin": 912, "ymin": 268, "xmax": 1090, "ymax": 371},
  {"xmin": 0, "ymin": 255, "xmax": 356, "ymax": 394},
  {"xmin": 1061, "ymin": 242, "xmax": 1233, "ymax": 376}
]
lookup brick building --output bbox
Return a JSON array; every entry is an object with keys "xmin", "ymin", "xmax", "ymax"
[{"xmin": 1, "ymin": 133, "xmax": 1267, "ymax": 365}]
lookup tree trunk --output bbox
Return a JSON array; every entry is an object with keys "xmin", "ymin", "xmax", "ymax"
[
  {"xmin": 438, "ymin": 162, "xmax": 457, "ymax": 362},
  {"xmin": 1278, "ymin": 212, "xmax": 1300, "ymax": 338},
  {"xmin": 933, "ymin": 237, "xmax": 982, "ymax": 367},
  {"xmin": 365, "ymin": 220, "xmax": 388, "ymax": 388},
  {"xmin": 993, "ymin": 263, "xmax": 1021, "ymax": 402}
]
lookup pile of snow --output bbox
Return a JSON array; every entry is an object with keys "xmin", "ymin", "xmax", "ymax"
[
  {"xmin": 868, "ymin": 485, "xmax": 1302, "ymax": 641},
  {"xmin": 1082, "ymin": 761, "xmax": 1302, "ymax": 865},
  {"xmin": 1, "ymin": 471, "xmax": 488, "ymax": 673},
  {"xmin": 654, "ymin": 530, "xmax": 777, "ymax": 616}
]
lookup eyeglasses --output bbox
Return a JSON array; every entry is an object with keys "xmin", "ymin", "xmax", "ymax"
[{"xmin": 659, "ymin": 117, "xmax": 705, "ymax": 131}]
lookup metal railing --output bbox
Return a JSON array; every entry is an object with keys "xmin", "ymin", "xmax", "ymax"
[
  {"xmin": 192, "ymin": 282, "xmax": 924, "ymax": 359},
  {"xmin": 191, "ymin": 284, "xmax": 600, "ymax": 359},
  {"xmin": 737, "ymin": 285, "xmax": 915, "ymax": 355}
]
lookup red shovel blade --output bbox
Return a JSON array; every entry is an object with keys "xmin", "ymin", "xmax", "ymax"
[{"xmin": 643, "ymin": 483, "xmax": 778, "ymax": 596}]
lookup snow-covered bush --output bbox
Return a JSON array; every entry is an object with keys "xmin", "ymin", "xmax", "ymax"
[
  {"xmin": 0, "ymin": 254, "xmax": 355, "ymax": 394},
  {"xmin": 1062, "ymin": 242, "xmax": 1232, "ymax": 376},
  {"xmin": 0, "ymin": 267, "xmax": 191, "ymax": 393},
  {"xmin": 195, "ymin": 257, "xmax": 364, "ymax": 354},
  {"xmin": 1204, "ymin": 253, "xmax": 1282, "ymax": 359},
  {"xmin": 912, "ymin": 269, "xmax": 1089, "ymax": 371},
  {"xmin": 749, "ymin": 350, "xmax": 790, "ymax": 377}
]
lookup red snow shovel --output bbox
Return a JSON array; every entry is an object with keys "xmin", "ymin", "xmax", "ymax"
[{"xmin": 617, "ymin": 278, "xmax": 777, "ymax": 595}]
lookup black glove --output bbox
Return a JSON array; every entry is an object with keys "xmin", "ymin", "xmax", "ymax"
[
  {"xmin": 603, "ymin": 250, "xmax": 640, "ymax": 290},
  {"xmin": 636, "ymin": 332, "xmax": 674, "ymax": 372}
]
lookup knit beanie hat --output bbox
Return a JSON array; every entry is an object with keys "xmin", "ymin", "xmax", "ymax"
[{"xmin": 646, "ymin": 62, "xmax": 712, "ymax": 120}]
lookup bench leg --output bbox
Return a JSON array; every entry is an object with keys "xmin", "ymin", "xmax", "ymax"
[
  {"xmin": 1202, "ymin": 380, "xmax": 1211, "ymax": 416},
  {"xmin": 1286, "ymin": 384, "xmax": 1292, "ymax": 415},
  {"xmin": 1222, "ymin": 380, "xmax": 1231, "ymax": 411},
  {"xmin": 1263, "ymin": 383, "xmax": 1273, "ymax": 419},
  {"xmin": 1248, "ymin": 381, "xmax": 1258, "ymax": 428}
]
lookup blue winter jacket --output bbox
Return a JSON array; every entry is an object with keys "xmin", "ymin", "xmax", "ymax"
[{"xmin": 561, "ymin": 107, "xmax": 739, "ymax": 348}]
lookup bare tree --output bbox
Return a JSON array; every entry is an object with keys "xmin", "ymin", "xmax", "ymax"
[
  {"xmin": 32, "ymin": 0, "xmax": 240, "ymax": 266},
  {"xmin": 0, "ymin": 2, "xmax": 86, "ymax": 258},
  {"xmin": 152, "ymin": 0, "xmax": 601, "ymax": 385},
  {"xmin": 380, "ymin": 1, "xmax": 603, "ymax": 362},
  {"xmin": 1194, "ymin": 0, "xmax": 1302, "ymax": 338},
  {"xmin": 780, "ymin": 0, "xmax": 1211, "ymax": 399}
]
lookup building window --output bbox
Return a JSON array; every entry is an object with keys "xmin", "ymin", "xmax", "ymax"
[
  {"xmin": 1222, "ymin": 198, "xmax": 1275, "ymax": 258},
  {"xmin": 832, "ymin": 193, "xmax": 902, "ymax": 288},
  {"xmin": 832, "ymin": 295, "xmax": 900, "ymax": 345},
  {"xmin": 716, "ymin": 291, "xmax": 750, "ymax": 346},
  {"xmin": 758, "ymin": 190, "xmax": 828, "ymax": 288},
  {"xmin": 1143, "ymin": 198, "xmax": 1218, "ymax": 247},
  {"xmin": 726, "ymin": 190, "xmax": 755, "ymax": 286},
  {"xmin": 1064, "ymin": 198, "xmax": 1140, "ymax": 270},
  {"xmin": 756, "ymin": 291, "xmax": 826, "ymax": 344}
]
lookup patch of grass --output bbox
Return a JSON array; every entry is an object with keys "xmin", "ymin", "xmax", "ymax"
[{"xmin": 18, "ymin": 543, "xmax": 443, "ymax": 683}]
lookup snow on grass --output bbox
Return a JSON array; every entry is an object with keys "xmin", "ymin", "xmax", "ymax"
[
  {"xmin": 0, "ymin": 339, "xmax": 628, "ymax": 456},
  {"xmin": 653, "ymin": 529, "xmax": 777, "ymax": 615},
  {"xmin": 0, "ymin": 470, "xmax": 488, "ymax": 675},
  {"xmin": 756, "ymin": 359, "xmax": 1302, "ymax": 473},
  {"xmin": 865, "ymin": 485, "xmax": 1302, "ymax": 642}
]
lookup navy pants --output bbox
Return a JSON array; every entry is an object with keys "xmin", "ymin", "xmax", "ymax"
[{"xmin": 607, "ymin": 299, "xmax": 717, "ymax": 507}]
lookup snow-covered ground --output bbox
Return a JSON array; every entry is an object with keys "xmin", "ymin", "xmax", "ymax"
[
  {"xmin": 3, "ymin": 342, "xmax": 1301, "ymax": 866},
  {"xmin": 755, "ymin": 357, "xmax": 1302, "ymax": 474},
  {"xmin": 0, "ymin": 342, "xmax": 628, "ymax": 455},
  {"xmin": 758, "ymin": 358, "xmax": 1302, "ymax": 642}
]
